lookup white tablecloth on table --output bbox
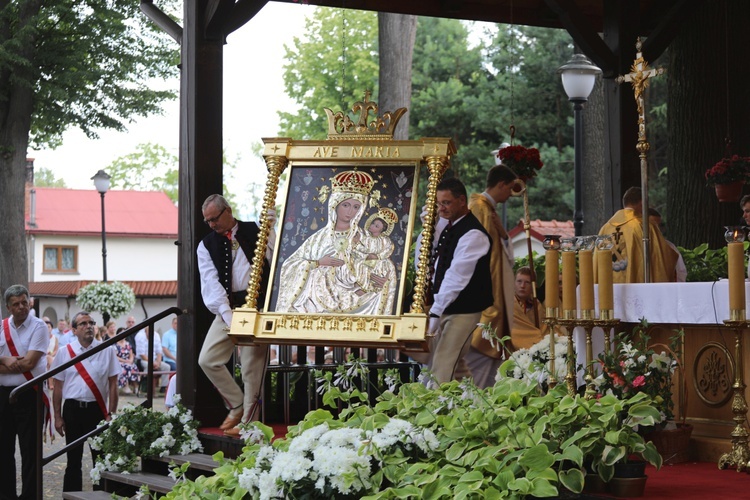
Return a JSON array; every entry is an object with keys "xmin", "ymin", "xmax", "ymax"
[{"xmin": 571, "ymin": 280, "xmax": 741, "ymax": 384}]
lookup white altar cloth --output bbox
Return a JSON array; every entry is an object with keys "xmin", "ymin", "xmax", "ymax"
[{"xmin": 571, "ymin": 280, "xmax": 741, "ymax": 384}]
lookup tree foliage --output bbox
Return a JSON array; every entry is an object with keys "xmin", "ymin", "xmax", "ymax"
[
  {"xmin": 278, "ymin": 9, "xmax": 578, "ymax": 225},
  {"xmin": 0, "ymin": 0, "xmax": 179, "ymax": 291},
  {"xmin": 33, "ymin": 166, "xmax": 66, "ymax": 188}
]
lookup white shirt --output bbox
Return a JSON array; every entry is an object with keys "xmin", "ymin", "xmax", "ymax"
[
  {"xmin": 0, "ymin": 315, "xmax": 49, "ymax": 386},
  {"xmin": 197, "ymin": 222, "xmax": 276, "ymax": 317},
  {"xmin": 135, "ymin": 330, "xmax": 162, "ymax": 361},
  {"xmin": 51, "ymin": 339, "xmax": 120, "ymax": 402},
  {"xmin": 415, "ymin": 213, "xmax": 492, "ymax": 317}
]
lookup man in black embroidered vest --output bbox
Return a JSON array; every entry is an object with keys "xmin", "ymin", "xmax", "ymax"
[
  {"xmin": 197, "ymin": 194, "xmax": 274, "ymax": 437},
  {"xmin": 51, "ymin": 311, "xmax": 120, "ymax": 492},
  {"xmin": 417, "ymin": 178, "xmax": 493, "ymax": 385}
]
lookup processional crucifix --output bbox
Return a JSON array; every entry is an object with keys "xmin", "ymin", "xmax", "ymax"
[{"xmin": 616, "ymin": 37, "xmax": 665, "ymax": 283}]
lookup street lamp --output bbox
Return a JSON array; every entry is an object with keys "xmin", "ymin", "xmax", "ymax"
[
  {"xmin": 91, "ymin": 169, "xmax": 111, "ymax": 283},
  {"xmin": 558, "ymin": 54, "xmax": 602, "ymax": 236}
]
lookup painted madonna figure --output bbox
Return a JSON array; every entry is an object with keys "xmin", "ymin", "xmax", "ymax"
[{"xmin": 276, "ymin": 170, "xmax": 392, "ymax": 314}]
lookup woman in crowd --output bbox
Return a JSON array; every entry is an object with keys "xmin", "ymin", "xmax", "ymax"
[{"xmin": 110, "ymin": 323, "xmax": 140, "ymax": 394}]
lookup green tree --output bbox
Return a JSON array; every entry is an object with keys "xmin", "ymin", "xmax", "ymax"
[
  {"xmin": 0, "ymin": 1, "xmax": 179, "ymax": 291},
  {"xmin": 105, "ymin": 142, "xmax": 241, "ymax": 208},
  {"xmin": 106, "ymin": 143, "xmax": 179, "ymax": 202},
  {"xmin": 279, "ymin": 8, "xmax": 379, "ymax": 139},
  {"xmin": 33, "ymin": 166, "xmax": 66, "ymax": 188}
]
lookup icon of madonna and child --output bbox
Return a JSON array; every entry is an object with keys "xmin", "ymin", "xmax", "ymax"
[{"xmin": 273, "ymin": 169, "xmax": 410, "ymax": 316}]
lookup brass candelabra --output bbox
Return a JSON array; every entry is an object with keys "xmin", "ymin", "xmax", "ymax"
[{"xmin": 718, "ymin": 315, "xmax": 750, "ymax": 472}]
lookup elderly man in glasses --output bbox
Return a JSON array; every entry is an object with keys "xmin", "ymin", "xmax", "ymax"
[
  {"xmin": 51, "ymin": 311, "xmax": 119, "ymax": 492},
  {"xmin": 0, "ymin": 284, "xmax": 49, "ymax": 500},
  {"xmin": 197, "ymin": 194, "xmax": 275, "ymax": 437}
]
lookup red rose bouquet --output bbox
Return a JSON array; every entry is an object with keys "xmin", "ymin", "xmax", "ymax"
[{"xmin": 496, "ymin": 145, "xmax": 544, "ymax": 181}]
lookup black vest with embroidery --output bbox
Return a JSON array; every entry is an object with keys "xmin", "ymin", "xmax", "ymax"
[
  {"xmin": 433, "ymin": 212, "xmax": 493, "ymax": 315},
  {"xmin": 202, "ymin": 221, "xmax": 270, "ymax": 308}
]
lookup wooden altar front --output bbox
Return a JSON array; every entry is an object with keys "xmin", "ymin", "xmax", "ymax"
[{"xmin": 583, "ymin": 281, "xmax": 749, "ymax": 462}]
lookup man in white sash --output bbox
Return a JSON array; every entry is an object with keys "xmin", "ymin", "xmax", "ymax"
[
  {"xmin": 52, "ymin": 311, "xmax": 120, "ymax": 492},
  {"xmin": 0, "ymin": 284, "xmax": 48, "ymax": 500}
]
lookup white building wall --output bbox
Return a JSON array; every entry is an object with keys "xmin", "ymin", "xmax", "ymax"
[{"xmin": 31, "ymin": 235, "xmax": 177, "ymax": 282}]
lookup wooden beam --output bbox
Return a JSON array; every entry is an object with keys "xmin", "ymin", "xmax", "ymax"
[
  {"xmin": 224, "ymin": 0, "xmax": 269, "ymax": 36},
  {"xmin": 205, "ymin": 0, "xmax": 236, "ymax": 40},
  {"xmin": 544, "ymin": 0, "xmax": 617, "ymax": 74},
  {"xmin": 641, "ymin": 0, "xmax": 705, "ymax": 63},
  {"xmin": 140, "ymin": 0, "xmax": 183, "ymax": 44}
]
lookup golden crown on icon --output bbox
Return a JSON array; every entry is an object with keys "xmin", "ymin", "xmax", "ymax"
[
  {"xmin": 331, "ymin": 170, "xmax": 375, "ymax": 196},
  {"xmin": 324, "ymin": 91, "xmax": 407, "ymax": 140}
]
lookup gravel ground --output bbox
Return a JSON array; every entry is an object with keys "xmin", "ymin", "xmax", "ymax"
[{"xmin": 13, "ymin": 391, "xmax": 167, "ymax": 499}]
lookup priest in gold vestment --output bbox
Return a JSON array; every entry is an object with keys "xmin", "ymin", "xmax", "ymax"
[
  {"xmin": 510, "ymin": 266, "xmax": 549, "ymax": 350},
  {"xmin": 594, "ymin": 187, "xmax": 677, "ymax": 283},
  {"xmin": 463, "ymin": 165, "xmax": 517, "ymax": 388}
]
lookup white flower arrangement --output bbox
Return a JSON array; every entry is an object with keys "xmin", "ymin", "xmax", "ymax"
[
  {"xmin": 76, "ymin": 281, "xmax": 136, "ymax": 319},
  {"xmin": 88, "ymin": 395, "xmax": 202, "ymax": 483},
  {"xmin": 497, "ymin": 333, "xmax": 571, "ymax": 385},
  {"xmin": 236, "ymin": 419, "xmax": 438, "ymax": 499}
]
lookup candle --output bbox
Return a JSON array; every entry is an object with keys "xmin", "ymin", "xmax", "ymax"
[
  {"xmin": 579, "ymin": 249, "xmax": 595, "ymax": 312},
  {"xmin": 562, "ymin": 251, "xmax": 577, "ymax": 314},
  {"xmin": 597, "ymin": 249, "xmax": 614, "ymax": 312},
  {"xmin": 545, "ymin": 249, "xmax": 559, "ymax": 310},
  {"xmin": 728, "ymin": 241, "xmax": 745, "ymax": 313}
]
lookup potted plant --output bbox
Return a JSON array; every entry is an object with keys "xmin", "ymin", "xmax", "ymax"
[
  {"xmin": 705, "ymin": 154, "xmax": 750, "ymax": 202},
  {"xmin": 496, "ymin": 144, "xmax": 544, "ymax": 193},
  {"xmin": 76, "ymin": 281, "xmax": 136, "ymax": 324},
  {"xmin": 593, "ymin": 320, "xmax": 691, "ymax": 467}
]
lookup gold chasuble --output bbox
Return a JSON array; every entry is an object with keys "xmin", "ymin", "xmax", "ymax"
[
  {"xmin": 467, "ymin": 193, "xmax": 515, "ymax": 359},
  {"xmin": 510, "ymin": 298, "xmax": 548, "ymax": 350},
  {"xmin": 594, "ymin": 208, "xmax": 677, "ymax": 283}
]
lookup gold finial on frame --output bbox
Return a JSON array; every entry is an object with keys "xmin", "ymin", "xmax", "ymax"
[{"xmin": 324, "ymin": 91, "xmax": 407, "ymax": 140}]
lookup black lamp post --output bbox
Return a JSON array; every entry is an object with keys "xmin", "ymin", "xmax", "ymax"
[
  {"xmin": 558, "ymin": 54, "xmax": 601, "ymax": 236},
  {"xmin": 91, "ymin": 170, "xmax": 111, "ymax": 283}
]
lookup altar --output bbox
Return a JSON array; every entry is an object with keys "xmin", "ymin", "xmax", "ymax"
[{"xmin": 575, "ymin": 280, "xmax": 748, "ymax": 462}]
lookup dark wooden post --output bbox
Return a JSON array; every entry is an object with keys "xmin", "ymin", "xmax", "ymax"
[{"xmin": 177, "ymin": 0, "xmax": 226, "ymax": 425}]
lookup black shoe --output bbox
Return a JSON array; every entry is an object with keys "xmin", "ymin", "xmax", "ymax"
[{"xmin": 159, "ymin": 387, "xmax": 166, "ymax": 395}]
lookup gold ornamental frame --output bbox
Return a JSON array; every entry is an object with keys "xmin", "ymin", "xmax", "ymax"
[{"xmin": 228, "ymin": 94, "xmax": 455, "ymax": 352}]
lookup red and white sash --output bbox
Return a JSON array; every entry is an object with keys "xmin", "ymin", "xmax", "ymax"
[
  {"xmin": 2, "ymin": 317, "xmax": 52, "ymax": 415},
  {"xmin": 67, "ymin": 344, "xmax": 108, "ymax": 417}
]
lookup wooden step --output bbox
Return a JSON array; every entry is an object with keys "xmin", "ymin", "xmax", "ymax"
[
  {"xmin": 101, "ymin": 470, "xmax": 176, "ymax": 494},
  {"xmin": 62, "ymin": 492, "xmax": 119, "ymax": 500},
  {"xmin": 148, "ymin": 452, "xmax": 220, "ymax": 473}
]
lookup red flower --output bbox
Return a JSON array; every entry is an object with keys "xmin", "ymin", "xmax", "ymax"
[
  {"xmin": 497, "ymin": 145, "xmax": 544, "ymax": 181},
  {"xmin": 632, "ymin": 375, "xmax": 646, "ymax": 388}
]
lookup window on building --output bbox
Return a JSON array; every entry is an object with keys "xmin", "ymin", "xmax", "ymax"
[{"xmin": 43, "ymin": 246, "xmax": 77, "ymax": 273}]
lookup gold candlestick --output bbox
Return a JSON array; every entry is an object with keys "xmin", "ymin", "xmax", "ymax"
[
  {"xmin": 718, "ymin": 320, "xmax": 750, "ymax": 472},
  {"xmin": 557, "ymin": 318, "xmax": 578, "ymax": 396}
]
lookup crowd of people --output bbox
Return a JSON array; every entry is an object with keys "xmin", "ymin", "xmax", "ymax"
[{"xmin": 1, "ymin": 285, "xmax": 179, "ymax": 497}]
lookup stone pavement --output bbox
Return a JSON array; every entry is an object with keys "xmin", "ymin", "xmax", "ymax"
[{"xmin": 14, "ymin": 391, "xmax": 168, "ymax": 499}]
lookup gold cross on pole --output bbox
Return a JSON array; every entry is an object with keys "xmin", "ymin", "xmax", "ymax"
[{"xmin": 615, "ymin": 37, "xmax": 665, "ymax": 283}]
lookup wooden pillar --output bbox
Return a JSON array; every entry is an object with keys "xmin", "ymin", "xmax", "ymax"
[
  {"xmin": 602, "ymin": 0, "xmax": 640, "ymax": 213},
  {"xmin": 177, "ymin": 0, "xmax": 226, "ymax": 425}
]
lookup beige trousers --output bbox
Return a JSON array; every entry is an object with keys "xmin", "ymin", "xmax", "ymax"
[
  {"xmin": 198, "ymin": 315, "xmax": 268, "ymax": 422},
  {"xmin": 428, "ymin": 312, "xmax": 482, "ymax": 385},
  {"xmin": 464, "ymin": 346, "xmax": 502, "ymax": 389}
]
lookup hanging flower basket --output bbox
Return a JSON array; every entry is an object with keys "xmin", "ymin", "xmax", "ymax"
[
  {"xmin": 496, "ymin": 145, "xmax": 544, "ymax": 182},
  {"xmin": 705, "ymin": 155, "xmax": 749, "ymax": 202},
  {"xmin": 714, "ymin": 180, "xmax": 744, "ymax": 202}
]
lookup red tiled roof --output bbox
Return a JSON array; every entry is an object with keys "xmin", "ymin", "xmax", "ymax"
[
  {"xmin": 508, "ymin": 219, "xmax": 575, "ymax": 241},
  {"xmin": 29, "ymin": 280, "xmax": 177, "ymax": 298},
  {"xmin": 26, "ymin": 187, "xmax": 177, "ymax": 238}
]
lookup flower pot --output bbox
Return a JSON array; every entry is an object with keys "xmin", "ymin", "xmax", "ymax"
[
  {"xmin": 608, "ymin": 475, "xmax": 648, "ymax": 498},
  {"xmin": 715, "ymin": 181, "xmax": 744, "ymax": 202},
  {"xmin": 582, "ymin": 472, "xmax": 607, "ymax": 494},
  {"xmin": 613, "ymin": 461, "xmax": 647, "ymax": 478},
  {"xmin": 642, "ymin": 423, "xmax": 693, "ymax": 465}
]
